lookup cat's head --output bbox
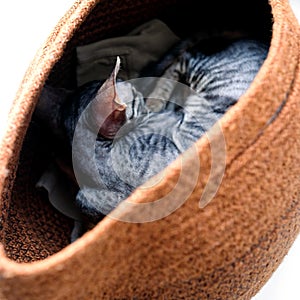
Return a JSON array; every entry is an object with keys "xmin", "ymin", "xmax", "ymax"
[{"xmin": 36, "ymin": 57, "xmax": 129, "ymax": 141}]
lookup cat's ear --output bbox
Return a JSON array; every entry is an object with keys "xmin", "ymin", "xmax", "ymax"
[{"xmin": 91, "ymin": 56, "xmax": 127, "ymax": 139}]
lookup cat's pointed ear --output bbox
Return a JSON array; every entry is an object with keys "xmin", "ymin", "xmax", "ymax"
[{"xmin": 91, "ymin": 56, "xmax": 127, "ymax": 139}]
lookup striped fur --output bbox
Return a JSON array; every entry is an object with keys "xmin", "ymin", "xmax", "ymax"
[{"xmin": 64, "ymin": 39, "xmax": 268, "ymax": 221}]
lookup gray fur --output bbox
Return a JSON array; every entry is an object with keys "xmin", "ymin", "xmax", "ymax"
[{"xmin": 62, "ymin": 39, "xmax": 268, "ymax": 222}]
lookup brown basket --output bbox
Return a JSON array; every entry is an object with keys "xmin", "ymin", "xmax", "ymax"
[{"xmin": 0, "ymin": 0, "xmax": 299, "ymax": 299}]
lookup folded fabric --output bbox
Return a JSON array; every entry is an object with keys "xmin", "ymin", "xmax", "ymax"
[
  {"xmin": 35, "ymin": 162, "xmax": 82, "ymax": 222},
  {"xmin": 76, "ymin": 19, "xmax": 180, "ymax": 86}
]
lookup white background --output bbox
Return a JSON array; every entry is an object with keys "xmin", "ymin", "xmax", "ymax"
[{"xmin": 0, "ymin": 1, "xmax": 299, "ymax": 299}]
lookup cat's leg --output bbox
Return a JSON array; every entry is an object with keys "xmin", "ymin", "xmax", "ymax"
[
  {"xmin": 146, "ymin": 53, "xmax": 192, "ymax": 112},
  {"xmin": 75, "ymin": 187, "xmax": 127, "ymax": 222},
  {"xmin": 70, "ymin": 220, "xmax": 86, "ymax": 242}
]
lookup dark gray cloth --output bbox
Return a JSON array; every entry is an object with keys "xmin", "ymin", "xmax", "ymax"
[{"xmin": 76, "ymin": 19, "xmax": 179, "ymax": 86}]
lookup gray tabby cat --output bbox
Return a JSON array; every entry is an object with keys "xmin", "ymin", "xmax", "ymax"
[
  {"xmin": 37, "ymin": 38, "xmax": 268, "ymax": 226},
  {"xmin": 59, "ymin": 38, "xmax": 268, "ymax": 223}
]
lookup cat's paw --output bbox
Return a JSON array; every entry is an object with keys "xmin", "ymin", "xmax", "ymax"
[{"xmin": 75, "ymin": 187, "xmax": 126, "ymax": 222}]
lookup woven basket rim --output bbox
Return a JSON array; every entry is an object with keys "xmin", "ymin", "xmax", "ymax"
[{"xmin": 0, "ymin": 0, "xmax": 299, "ymax": 277}]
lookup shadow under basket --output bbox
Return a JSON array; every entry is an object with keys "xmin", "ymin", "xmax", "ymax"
[{"xmin": 0, "ymin": 0, "xmax": 300, "ymax": 299}]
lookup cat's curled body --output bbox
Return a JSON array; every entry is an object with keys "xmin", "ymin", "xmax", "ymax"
[{"xmin": 60, "ymin": 39, "xmax": 268, "ymax": 222}]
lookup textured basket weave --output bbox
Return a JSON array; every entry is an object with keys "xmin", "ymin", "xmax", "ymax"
[{"xmin": 0, "ymin": 0, "xmax": 299, "ymax": 299}]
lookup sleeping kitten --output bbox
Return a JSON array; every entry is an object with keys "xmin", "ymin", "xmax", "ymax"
[{"xmin": 55, "ymin": 38, "xmax": 268, "ymax": 223}]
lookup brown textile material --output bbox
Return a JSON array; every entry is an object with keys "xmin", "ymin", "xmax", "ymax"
[{"xmin": 0, "ymin": 0, "xmax": 299, "ymax": 299}]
